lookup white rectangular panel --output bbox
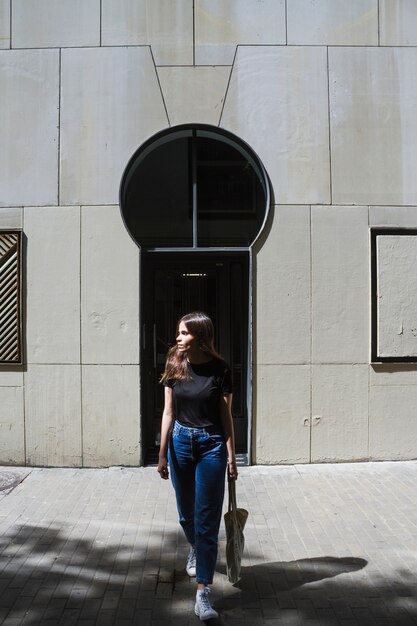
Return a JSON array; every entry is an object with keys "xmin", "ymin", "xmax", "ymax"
[{"xmin": 376, "ymin": 235, "xmax": 417, "ymax": 358}]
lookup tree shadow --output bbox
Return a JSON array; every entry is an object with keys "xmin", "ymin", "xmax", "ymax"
[
  {"xmin": 0, "ymin": 524, "xmax": 416, "ymax": 625},
  {"xmin": 0, "ymin": 523, "xmax": 179, "ymax": 624}
]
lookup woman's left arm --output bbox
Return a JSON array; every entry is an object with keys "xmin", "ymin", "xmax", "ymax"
[{"xmin": 220, "ymin": 394, "xmax": 238, "ymax": 481}]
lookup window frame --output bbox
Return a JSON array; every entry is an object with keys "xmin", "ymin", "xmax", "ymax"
[
  {"xmin": 119, "ymin": 124, "xmax": 272, "ymax": 250},
  {"xmin": 371, "ymin": 227, "xmax": 417, "ymax": 363},
  {"xmin": 0, "ymin": 230, "xmax": 23, "ymax": 365}
]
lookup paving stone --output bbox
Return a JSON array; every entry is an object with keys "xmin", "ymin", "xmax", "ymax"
[{"xmin": 0, "ymin": 463, "xmax": 415, "ymax": 624}]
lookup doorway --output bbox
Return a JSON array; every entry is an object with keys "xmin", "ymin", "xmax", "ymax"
[
  {"xmin": 119, "ymin": 124, "xmax": 273, "ymax": 466},
  {"xmin": 141, "ymin": 251, "xmax": 250, "ymax": 464}
]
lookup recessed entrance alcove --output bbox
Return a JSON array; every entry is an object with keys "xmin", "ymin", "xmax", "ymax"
[{"xmin": 120, "ymin": 124, "xmax": 272, "ymax": 464}]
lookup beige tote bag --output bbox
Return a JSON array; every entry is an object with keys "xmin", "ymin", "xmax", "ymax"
[{"xmin": 224, "ymin": 478, "xmax": 248, "ymax": 583}]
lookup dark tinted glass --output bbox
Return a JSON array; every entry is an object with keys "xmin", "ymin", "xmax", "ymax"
[
  {"xmin": 120, "ymin": 126, "xmax": 269, "ymax": 248},
  {"xmin": 196, "ymin": 132, "xmax": 267, "ymax": 246},
  {"xmin": 121, "ymin": 132, "xmax": 193, "ymax": 247}
]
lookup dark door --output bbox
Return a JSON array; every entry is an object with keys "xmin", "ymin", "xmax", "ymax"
[{"xmin": 141, "ymin": 251, "xmax": 250, "ymax": 464}]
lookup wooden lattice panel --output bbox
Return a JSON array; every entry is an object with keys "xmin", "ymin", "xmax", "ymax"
[{"xmin": 0, "ymin": 232, "xmax": 22, "ymax": 363}]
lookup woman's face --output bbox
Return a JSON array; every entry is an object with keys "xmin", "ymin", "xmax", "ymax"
[{"xmin": 176, "ymin": 321, "xmax": 198, "ymax": 355}]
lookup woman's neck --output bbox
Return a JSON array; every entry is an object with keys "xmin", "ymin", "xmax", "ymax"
[{"xmin": 187, "ymin": 350, "xmax": 212, "ymax": 365}]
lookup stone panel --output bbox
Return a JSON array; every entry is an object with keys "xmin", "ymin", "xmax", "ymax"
[
  {"xmin": 0, "ymin": 208, "xmax": 22, "ymax": 229},
  {"xmin": 255, "ymin": 365, "xmax": 310, "ymax": 464},
  {"xmin": 0, "ymin": 0, "xmax": 10, "ymax": 48},
  {"xmin": 82, "ymin": 365, "xmax": 140, "ymax": 467},
  {"xmin": 12, "ymin": 0, "xmax": 100, "ymax": 48},
  {"xmin": 370, "ymin": 206, "xmax": 417, "ymax": 227},
  {"xmin": 222, "ymin": 46, "xmax": 330, "ymax": 205},
  {"xmin": 0, "ymin": 387, "xmax": 24, "ymax": 465},
  {"xmin": 0, "ymin": 368, "xmax": 23, "ymax": 387},
  {"xmin": 60, "ymin": 47, "xmax": 168, "ymax": 206},
  {"xmin": 101, "ymin": 0, "xmax": 193, "ymax": 65},
  {"xmin": 371, "ymin": 365, "xmax": 417, "ymax": 386},
  {"xmin": 370, "ymin": 382, "xmax": 417, "ymax": 460},
  {"xmin": 157, "ymin": 66, "xmax": 231, "ymax": 126},
  {"xmin": 195, "ymin": 0, "xmax": 286, "ymax": 65},
  {"xmin": 380, "ymin": 0, "xmax": 417, "ymax": 45},
  {"xmin": 25, "ymin": 365, "xmax": 82, "ymax": 467},
  {"xmin": 311, "ymin": 365, "xmax": 369, "ymax": 462},
  {"xmin": 81, "ymin": 206, "xmax": 139, "ymax": 365},
  {"xmin": 255, "ymin": 205, "xmax": 310, "ymax": 365},
  {"xmin": 0, "ymin": 49, "xmax": 59, "ymax": 207},
  {"xmin": 25, "ymin": 207, "xmax": 80, "ymax": 364},
  {"xmin": 329, "ymin": 47, "xmax": 417, "ymax": 205},
  {"xmin": 287, "ymin": 0, "xmax": 378, "ymax": 45},
  {"xmin": 376, "ymin": 235, "xmax": 417, "ymax": 358},
  {"xmin": 312, "ymin": 206, "xmax": 369, "ymax": 363}
]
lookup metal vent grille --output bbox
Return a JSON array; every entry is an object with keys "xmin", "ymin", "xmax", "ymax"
[{"xmin": 0, "ymin": 232, "xmax": 22, "ymax": 364}]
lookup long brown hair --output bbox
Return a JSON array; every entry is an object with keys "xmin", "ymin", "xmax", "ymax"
[{"xmin": 160, "ymin": 311, "xmax": 222, "ymax": 382}]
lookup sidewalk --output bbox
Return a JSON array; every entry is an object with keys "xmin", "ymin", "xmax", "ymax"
[{"xmin": 0, "ymin": 461, "xmax": 416, "ymax": 625}]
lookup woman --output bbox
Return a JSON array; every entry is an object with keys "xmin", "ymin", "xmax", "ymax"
[{"xmin": 157, "ymin": 311, "xmax": 238, "ymax": 621}]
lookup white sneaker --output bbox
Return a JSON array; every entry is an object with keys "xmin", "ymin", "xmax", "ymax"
[
  {"xmin": 195, "ymin": 587, "xmax": 219, "ymax": 621},
  {"xmin": 186, "ymin": 545, "xmax": 196, "ymax": 577}
]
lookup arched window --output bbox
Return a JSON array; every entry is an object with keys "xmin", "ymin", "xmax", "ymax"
[{"xmin": 120, "ymin": 125, "xmax": 271, "ymax": 249}]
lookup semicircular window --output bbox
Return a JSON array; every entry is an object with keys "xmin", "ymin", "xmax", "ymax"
[{"xmin": 120, "ymin": 125, "xmax": 271, "ymax": 248}]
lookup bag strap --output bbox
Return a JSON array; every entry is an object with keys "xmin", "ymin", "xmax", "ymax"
[{"xmin": 228, "ymin": 477, "xmax": 237, "ymax": 513}]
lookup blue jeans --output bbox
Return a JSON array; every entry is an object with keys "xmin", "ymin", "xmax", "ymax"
[{"xmin": 168, "ymin": 421, "xmax": 227, "ymax": 585}]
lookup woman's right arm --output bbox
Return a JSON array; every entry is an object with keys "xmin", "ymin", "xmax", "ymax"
[{"xmin": 157, "ymin": 386, "xmax": 174, "ymax": 480}]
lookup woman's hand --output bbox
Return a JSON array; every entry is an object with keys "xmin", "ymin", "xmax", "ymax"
[
  {"xmin": 157, "ymin": 457, "xmax": 169, "ymax": 480},
  {"xmin": 228, "ymin": 458, "xmax": 238, "ymax": 481}
]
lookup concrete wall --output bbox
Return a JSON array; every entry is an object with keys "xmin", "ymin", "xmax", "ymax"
[{"xmin": 1, "ymin": 0, "xmax": 417, "ymax": 466}]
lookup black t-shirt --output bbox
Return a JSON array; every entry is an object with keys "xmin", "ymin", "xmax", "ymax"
[{"xmin": 163, "ymin": 359, "xmax": 232, "ymax": 429}]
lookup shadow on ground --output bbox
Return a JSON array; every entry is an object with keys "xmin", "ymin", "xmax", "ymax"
[{"xmin": 0, "ymin": 524, "xmax": 416, "ymax": 625}]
